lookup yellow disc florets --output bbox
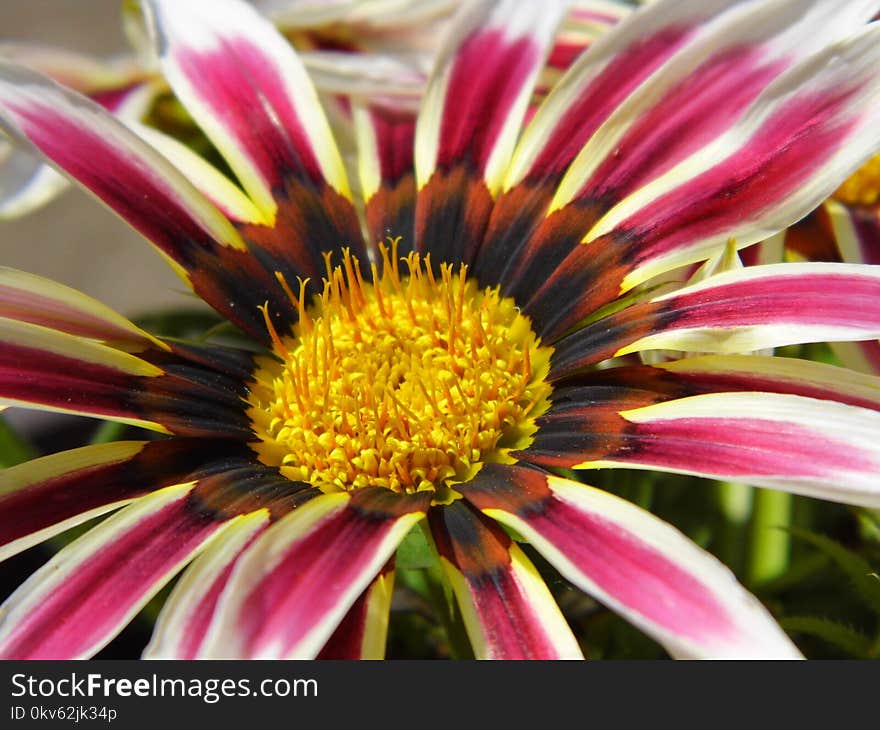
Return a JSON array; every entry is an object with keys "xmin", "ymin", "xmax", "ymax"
[
  {"xmin": 834, "ymin": 152, "xmax": 880, "ymax": 207},
  {"xmin": 247, "ymin": 240, "xmax": 552, "ymax": 498}
]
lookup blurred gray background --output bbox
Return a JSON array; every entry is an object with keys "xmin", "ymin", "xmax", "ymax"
[
  {"xmin": 1, "ymin": 1, "xmax": 207, "ymax": 437},
  {"xmin": 0, "ymin": 0, "xmax": 199, "ymax": 316}
]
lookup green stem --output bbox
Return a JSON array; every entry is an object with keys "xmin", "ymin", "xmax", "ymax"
[
  {"xmin": 422, "ymin": 570, "xmax": 474, "ymax": 660},
  {"xmin": 0, "ymin": 415, "xmax": 37, "ymax": 467},
  {"xmin": 414, "ymin": 523, "xmax": 474, "ymax": 659},
  {"xmin": 747, "ymin": 488, "xmax": 793, "ymax": 587},
  {"xmin": 715, "ymin": 481, "xmax": 752, "ymax": 573},
  {"xmin": 718, "ymin": 481, "xmax": 753, "ymax": 524},
  {"xmin": 90, "ymin": 420, "xmax": 129, "ymax": 444}
]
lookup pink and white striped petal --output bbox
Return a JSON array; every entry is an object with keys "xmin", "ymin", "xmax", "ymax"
[
  {"xmin": 317, "ymin": 565, "xmax": 395, "ymax": 659},
  {"xmin": 0, "ymin": 315, "xmax": 258, "ymax": 439},
  {"xmin": 413, "ymin": 0, "xmax": 567, "ymax": 264},
  {"xmin": 654, "ymin": 354, "xmax": 880, "ymax": 411},
  {"xmin": 550, "ymin": 263, "xmax": 880, "ymax": 376},
  {"xmin": 561, "ymin": 0, "xmax": 631, "ymax": 47},
  {"xmin": 794, "ymin": 200, "xmax": 880, "ymax": 375},
  {"xmin": 620, "ymin": 355, "xmax": 880, "ymax": 410},
  {"xmin": 505, "ymin": 0, "xmax": 750, "ymax": 187},
  {"xmin": 415, "ymin": 0, "xmax": 567, "ymax": 194},
  {"xmin": 623, "ymin": 263, "xmax": 880, "ymax": 356},
  {"xmin": 0, "ymin": 442, "xmax": 145, "ymax": 563},
  {"xmin": 0, "ymin": 483, "xmax": 233, "ymax": 659},
  {"xmin": 552, "ymin": 0, "xmax": 880, "ymax": 212},
  {"xmin": 533, "ymin": 390, "xmax": 880, "ymax": 508},
  {"xmin": 0, "ymin": 317, "xmax": 167, "ymax": 430},
  {"xmin": 0, "ymin": 439, "xmax": 243, "ymax": 564},
  {"xmin": 479, "ymin": 0, "xmax": 867, "ymax": 302},
  {"xmin": 0, "ymin": 60, "xmax": 246, "ymax": 279},
  {"xmin": 537, "ymin": 2, "xmax": 630, "ymax": 99},
  {"xmin": 257, "ymin": 0, "xmax": 456, "ymax": 28},
  {"xmin": 459, "ymin": 464, "xmax": 801, "ymax": 659},
  {"xmin": 129, "ymin": 124, "xmax": 267, "ymax": 225},
  {"xmin": 144, "ymin": 0, "xmax": 353, "ymax": 217},
  {"xmin": 0, "ymin": 267, "xmax": 165, "ymax": 348},
  {"xmin": 0, "ymin": 61, "xmax": 305, "ymax": 341},
  {"xmin": 144, "ymin": 511, "xmax": 270, "ymax": 659},
  {"xmin": 199, "ymin": 489, "xmax": 429, "ymax": 659},
  {"xmin": 429, "ymin": 501, "xmax": 583, "ymax": 660},
  {"xmin": 584, "ymin": 22, "xmax": 880, "ymax": 290},
  {"xmin": 0, "ymin": 43, "xmax": 152, "ymax": 108},
  {"xmin": 354, "ymin": 102, "xmax": 417, "ymax": 245}
]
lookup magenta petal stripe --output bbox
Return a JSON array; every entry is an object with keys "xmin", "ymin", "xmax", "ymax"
[
  {"xmin": 199, "ymin": 489, "xmax": 429, "ymax": 658},
  {"xmin": 473, "ymin": 0, "xmax": 746, "ymax": 285},
  {"xmin": 0, "ymin": 317, "xmax": 167, "ymax": 431},
  {"xmin": 0, "ymin": 267, "xmax": 164, "ymax": 348},
  {"xmin": 0, "ymin": 439, "xmax": 252, "ymax": 563},
  {"xmin": 145, "ymin": 0, "xmax": 367, "ymax": 281},
  {"xmin": 0, "ymin": 456, "xmax": 315, "ymax": 660},
  {"xmin": 0, "ymin": 318, "xmax": 255, "ymax": 438},
  {"xmin": 414, "ymin": 0, "xmax": 567, "ymax": 265},
  {"xmin": 128, "ymin": 123, "xmax": 267, "ymax": 225},
  {"xmin": 578, "ymin": 23, "xmax": 880, "ymax": 288},
  {"xmin": 0, "ymin": 60, "xmax": 298, "ymax": 342},
  {"xmin": 354, "ymin": 103, "xmax": 417, "ymax": 249},
  {"xmin": 512, "ymin": 21, "xmax": 880, "ymax": 338},
  {"xmin": 520, "ymin": 387, "xmax": 880, "ymax": 508},
  {"xmin": 0, "ymin": 61, "xmax": 244, "ymax": 271},
  {"xmin": 144, "ymin": 512, "xmax": 270, "ymax": 659},
  {"xmin": 555, "ymin": 0, "xmax": 880, "ymax": 211},
  {"xmin": 548, "ymin": 263, "xmax": 880, "ymax": 376},
  {"xmin": 543, "ymin": 1, "xmax": 632, "ymax": 82},
  {"xmin": 505, "ymin": 0, "xmax": 743, "ymax": 185},
  {"xmin": 317, "ymin": 564, "xmax": 395, "ymax": 660},
  {"xmin": 0, "ymin": 484, "xmax": 234, "ymax": 659},
  {"xmin": 584, "ymin": 393, "xmax": 880, "ymax": 507},
  {"xmin": 145, "ymin": 0, "xmax": 353, "ymax": 211},
  {"xmin": 586, "ymin": 355, "xmax": 880, "ymax": 412},
  {"xmin": 429, "ymin": 500, "xmax": 583, "ymax": 659},
  {"xmin": 0, "ymin": 43, "xmax": 159, "ymax": 219},
  {"xmin": 416, "ymin": 0, "xmax": 568, "ymax": 191},
  {"xmin": 663, "ymin": 354, "xmax": 880, "ymax": 407},
  {"xmin": 458, "ymin": 463, "xmax": 801, "ymax": 659}
]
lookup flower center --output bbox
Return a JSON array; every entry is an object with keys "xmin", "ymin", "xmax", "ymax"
[
  {"xmin": 833, "ymin": 152, "xmax": 880, "ymax": 207},
  {"xmin": 247, "ymin": 241, "xmax": 552, "ymax": 498}
]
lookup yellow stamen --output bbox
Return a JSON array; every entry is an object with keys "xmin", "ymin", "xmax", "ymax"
[
  {"xmin": 247, "ymin": 247, "xmax": 553, "ymax": 498},
  {"xmin": 833, "ymin": 152, "xmax": 880, "ymax": 207}
]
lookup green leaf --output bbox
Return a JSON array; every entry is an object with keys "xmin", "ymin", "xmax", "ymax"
[
  {"xmin": 788, "ymin": 527, "xmax": 880, "ymax": 615},
  {"xmin": 780, "ymin": 616, "xmax": 873, "ymax": 658},
  {"xmin": 755, "ymin": 552, "xmax": 830, "ymax": 596},
  {"xmin": 0, "ymin": 415, "xmax": 36, "ymax": 467},
  {"xmin": 578, "ymin": 282, "xmax": 668, "ymax": 327},
  {"xmin": 133, "ymin": 309, "xmax": 225, "ymax": 338},
  {"xmin": 856, "ymin": 508, "xmax": 880, "ymax": 544},
  {"xmin": 395, "ymin": 523, "xmax": 435, "ymax": 570}
]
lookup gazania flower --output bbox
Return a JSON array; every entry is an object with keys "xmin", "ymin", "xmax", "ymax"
[
  {"xmin": 2, "ymin": 0, "xmax": 880, "ymax": 660},
  {"xmin": 779, "ymin": 153, "xmax": 880, "ymax": 375},
  {"xmin": 0, "ymin": 1, "xmax": 628, "ymax": 220}
]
